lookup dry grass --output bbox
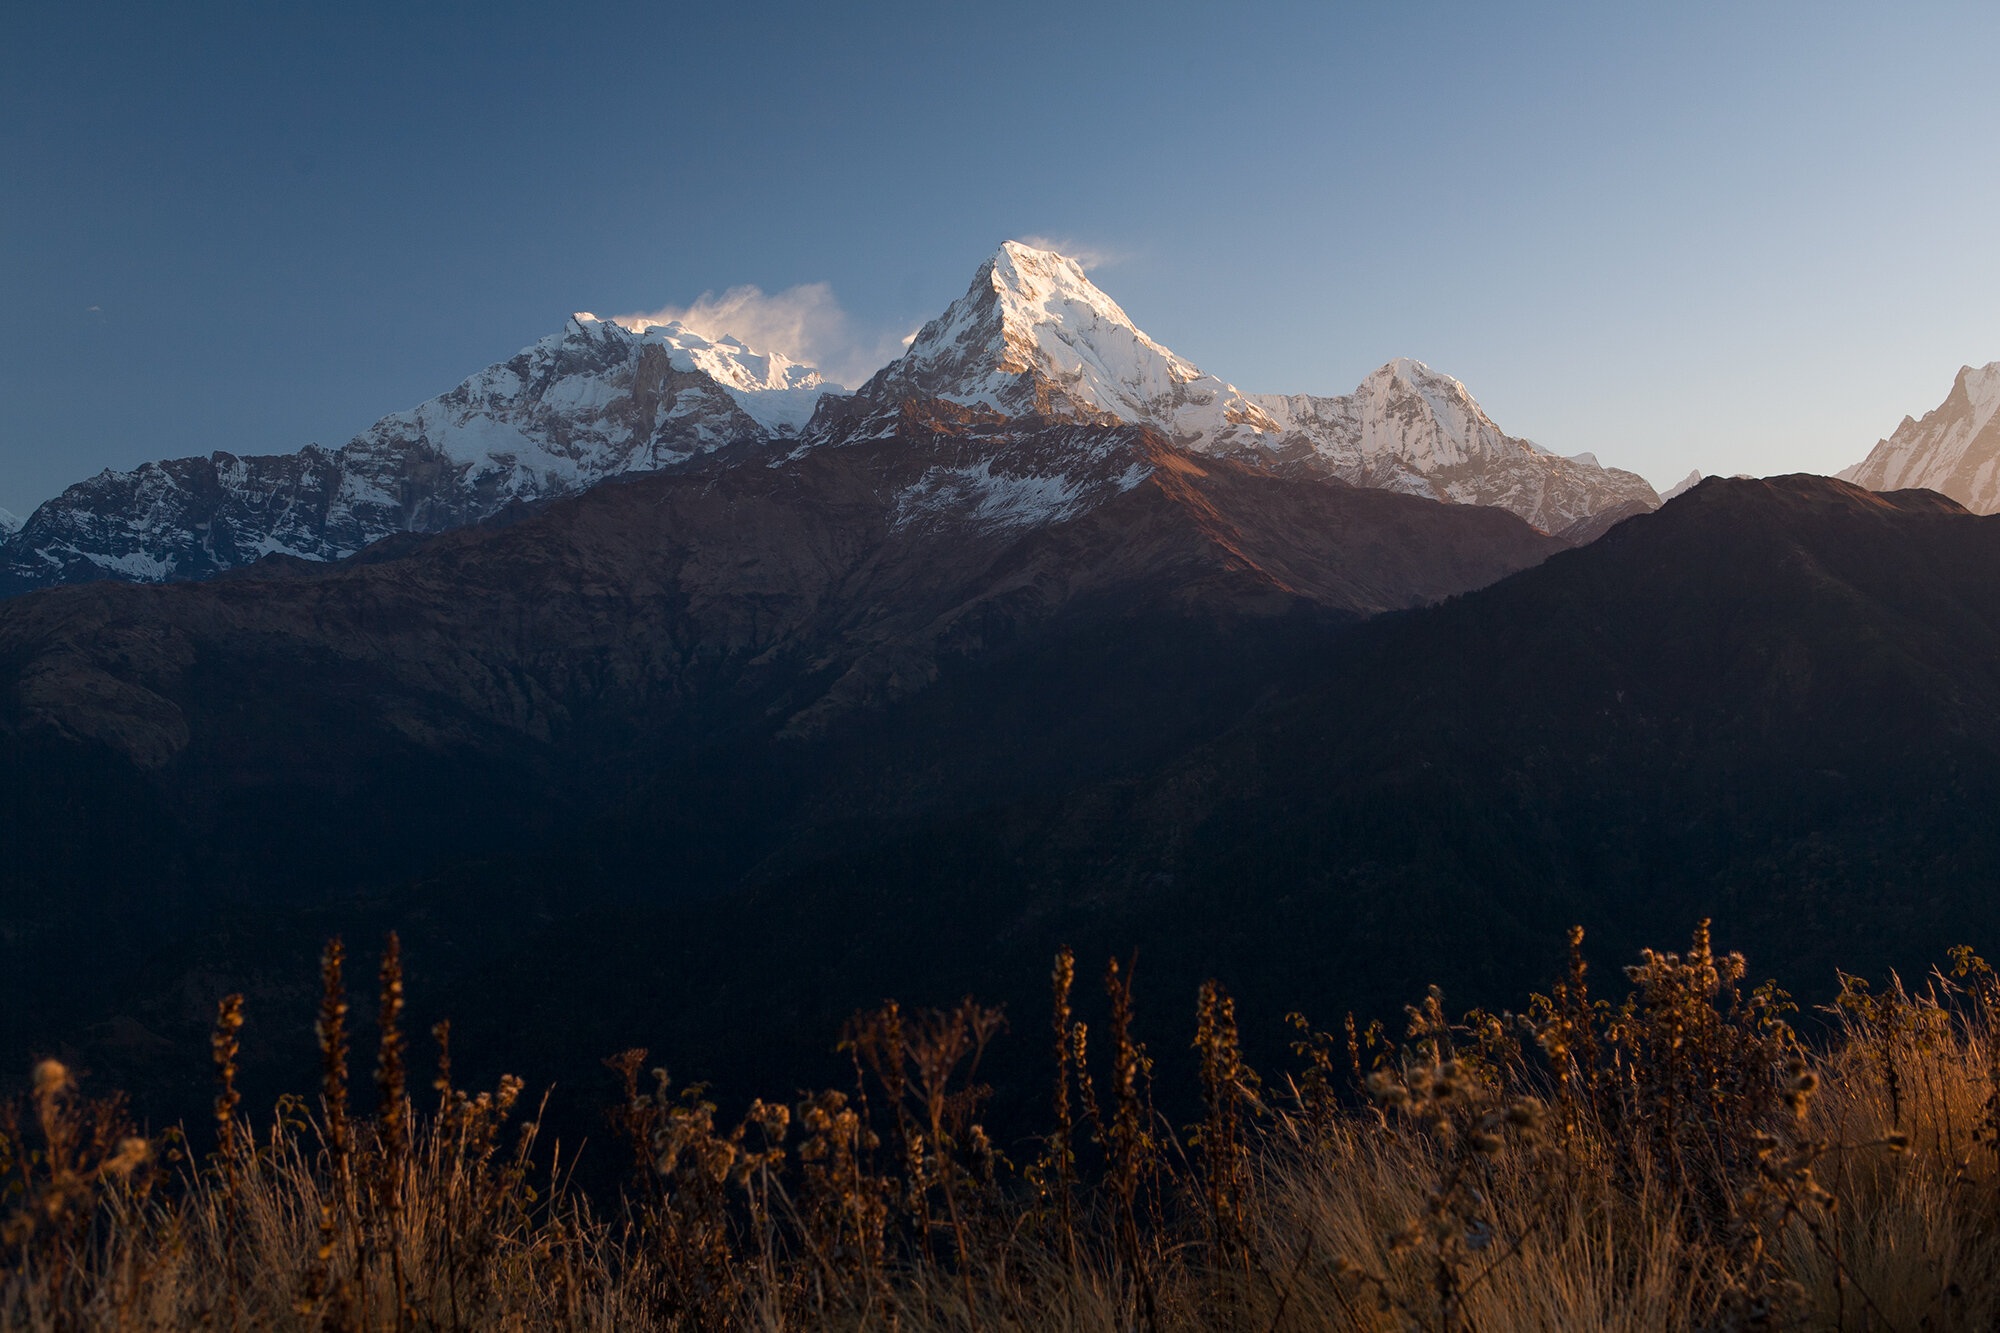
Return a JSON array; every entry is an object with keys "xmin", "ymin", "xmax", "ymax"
[{"xmin": 8, "ymin": 922, "xmax": 2000, "ymax": 1331}]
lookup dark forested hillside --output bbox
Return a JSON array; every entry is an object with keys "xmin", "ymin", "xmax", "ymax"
[
  {"xmin": 489, "ymin": 475, "xmax": 2000, "ymax": 1126},
  {"xmin": 7, "ymin": 472, "xmax": 2000, "ymax": 1149},
  {"xmin": 0, "ymin": 407, "xmax": 1559, "ymax": 1122}
]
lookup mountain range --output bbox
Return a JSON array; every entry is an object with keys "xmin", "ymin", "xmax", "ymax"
[
  {"xmin": 8, "ymin": 240, "xmax": 2000, "ymax": 1147},
  {"xmin": 0, "ymin": 335, "xmax": 1566, "ymax": 1114},
  {"xmin": 0, "ymin": 316, "xmax": 835, "ymax": 593},
  {"xmin": 0, "ymin": 243, "xmax": 1657, "ymax": 597}
]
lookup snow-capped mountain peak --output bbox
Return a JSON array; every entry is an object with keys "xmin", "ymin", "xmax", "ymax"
[
  {"xmin": 849, "ymin": 246, "xmax": 1654, "ymax": 530},
  {"xmin": 0, "ymin": 508, "xmax": 19, "ymax": 536},
  {"xmin": 1250, "ymin": 358, "xmax": 1658, "ymax": 528},
  {"xmin": 1840, "ymin": 359, "xmax": 2000, "ymax": 512},
  {"xmin": 1661, "ymin": 470, "xmax": 1703, "ymax": 502},
  {"xmin": 3, "ymin": 240, "xmax": 1660, "ymax": 595},
  {"xmin": 2, "ymin": 313, "xmax": 844, "ymax": 593},
  {"xmin": 858, "ymin": 241, "xmax": 1279, "ymax": 447},
  {"xmin": 594, "ymin": 315, "xmax": 836, "ymax": 434},
  {"xmin": 358, "ymin": 313, "xmax": 837, "ymax": 482},
  {"xmin": 980, "ymin": 241, "xmax": 1189, "ymax": 383},
  {"xmin": 1345, "ymin": 357, "xmax": 1521, "ymax": 470},
  {"xmin": 1962, "ymin": 361, "xmax": 2000, "ymax": 421},
  {"xmin": 592, "ymin": 315, "xmax": 831, "ymax": 395}
]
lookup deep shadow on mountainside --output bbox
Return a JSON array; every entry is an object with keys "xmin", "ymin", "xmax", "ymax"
[
  {"xmin": 7, "ymin": 468, "xmax": 1999, "ymax": 1164},
  {"xmin": 0, "ymin": 406, "xmax": 1560, "ymax": 1135},
  {"xmin": 420, "ymin": 475, "xmax": 2000, "ymax": 1148}
]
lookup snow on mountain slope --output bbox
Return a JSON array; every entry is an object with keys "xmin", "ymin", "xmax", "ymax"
[
  {"xmin": 1840, "ymin": 362, "xmax": 2000, "ymax": 513},
  {"xmin": 854, "ymin": 242, "xmax": 1279, "ymax": 452},
  {"xmin": 1250, "ymin": 360, "xmax": 1659, "ymax": 530},
  {"xmin": 0, "ymin": 509, "xmax": 19, "ymax": 536},
  {"xmin": 617, "ymin": 319, "xmax": 831, "ymax": 433},
  {"xmin": 1, "ymin": 318, "xmax": 840, "ymax": 594},
  {"xmin": 1661, "ymin": 470, "xmax": 1703, "ymax": 502},
  {"xmin": 349, "ymin": 314, "xmax": 834, "ymax": 490},
  {"xmin": 4, "ymin": 238, "xmax": 1655, "ymax": 596},
  {"xmin": 848, "ymin": 242, "xmax": 1655, "ymax": 530}
]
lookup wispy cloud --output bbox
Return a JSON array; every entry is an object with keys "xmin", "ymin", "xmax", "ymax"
[
  {"xmin": 615, "ymin": 283, "xmax": 909, "ymax": 389},
  {"xmin": 1015, "ymin": 236, "xmax": 1126, "ymax": 271}
]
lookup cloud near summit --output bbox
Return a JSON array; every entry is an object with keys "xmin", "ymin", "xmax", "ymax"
[
  {"xmin": 615, "ymin": 283, "xmax": 910, "ymax": 389},
  {"xmin": 1015, "ymin": 236, "xmax": 1122, "ymax": 271}
]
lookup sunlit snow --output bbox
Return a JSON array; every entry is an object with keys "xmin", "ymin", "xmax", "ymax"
[{"xmin": 1841, "ymin": 361, "xmax": 2000, "ymax": 513}]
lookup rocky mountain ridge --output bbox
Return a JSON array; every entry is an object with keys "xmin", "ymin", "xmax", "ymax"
[
  {"xmin": 1840, "ymin": 361, "xmax": 2000, "ymax": 513},
  {"xmin": 3, "ymin": 242, "xmax": 1655, "ymax": 596},
  {"xmin": 838, "ymin": 244, "xmax": 1659, "ymax": 530},
  {"xmin": 1, "ymin": 406, "xmax": 1562, "ymax": 776},
  {"xmin": 1246, "ymin": 359, "xmax": 1657, "ymax": 528},
  {"xmin": 0, "ymin": 316, "xmax": 837, "ymax": 594},
  {"xmin": 1660, "ymin": 470, "xmax": 1704, "ymax": 502}
]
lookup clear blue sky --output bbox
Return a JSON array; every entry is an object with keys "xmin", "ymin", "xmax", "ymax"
[{"xmin": 5, "ymin": 1, "xmax": 1998, "ymax": 516}]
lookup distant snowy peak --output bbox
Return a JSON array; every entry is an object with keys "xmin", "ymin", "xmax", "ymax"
[
  {"xmin": 1661, "ymin": 471, "xmax": 1703, "ymax": 502},
  {"xmin": 335, "ymin": 317, "xmax": 802, "ymax": 510},
  {"xmin": 1251, "ymin": 358, "xmax": 1659, "ymax": 531},
  {"xmin": 2, "ymin": 314, "xmax": 841, "ymax": 594},
  {"xmin": 353, "ymin": 312, "xmax": 840, "ymax": 492},
  {"xmin": 846, "ymin": 244, "xmax": 1653, "ymax": 530},
  {"xmin": 0, "ymin": 508, "xmax": 19, "ymax": 536},
  {"xmin": 597, "ymin": 317, "xmax": 829, "ymax": 394},
  {"xmin": 1257, "ymin": 358, "xmax": 1517, "ymax": 473},
  {"xmin": 858, "ymin": 241, "xmax": 1278, "ymax": 449},
  {"xmin": 1841, "ymin": 361, "xmax": 2000, "ymax": 513},
  {"xmin": 592, "ymin": 316, "xmax": 837, "ymax": 435},
  {"xmin": 2, "ymin": 239, "xmax": 1658, "ymax": 596}
]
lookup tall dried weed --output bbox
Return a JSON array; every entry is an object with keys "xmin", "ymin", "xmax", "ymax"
[{"xmin": 8, "ymin": 920, "xmax": 2000, "ymax": 1330}]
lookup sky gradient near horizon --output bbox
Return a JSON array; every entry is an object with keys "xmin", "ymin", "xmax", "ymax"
[{"xmin": 5, "ymin": 1, "xmax": 1998, "ymax": 517}]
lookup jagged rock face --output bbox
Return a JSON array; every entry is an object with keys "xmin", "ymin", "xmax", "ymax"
[
  {"xmin": 0, "ymin": 317, "xmax": 836, "ymax": 595},
  {"xmin": 1249, "ymin": 361, "xmax": 1660, "ymax": 531},
  {"xmin": 2, "ymin": 444, "xmax": 419, "ymax": 589},
  {"xmin": 1840, "ymin": 362, "xmax": 2000, "ymax": 513}
]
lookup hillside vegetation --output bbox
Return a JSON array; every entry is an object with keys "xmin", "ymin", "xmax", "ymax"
[{"xmin": 7, "ymin": 922, "xmax": 2000, "ymax": 1331}]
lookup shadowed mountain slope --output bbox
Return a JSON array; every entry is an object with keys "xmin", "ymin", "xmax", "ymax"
[
  {"xmin": 475, "ymin": 475, "xmax": 2000, "ymax": 1120},
  {"xmin": 0, "ymin": 403, "xmax": 1563, "ymax": 1108},
  {"xmin": 9, "ymin": 473, "xmax": 1999, "ymax": 1151}
]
